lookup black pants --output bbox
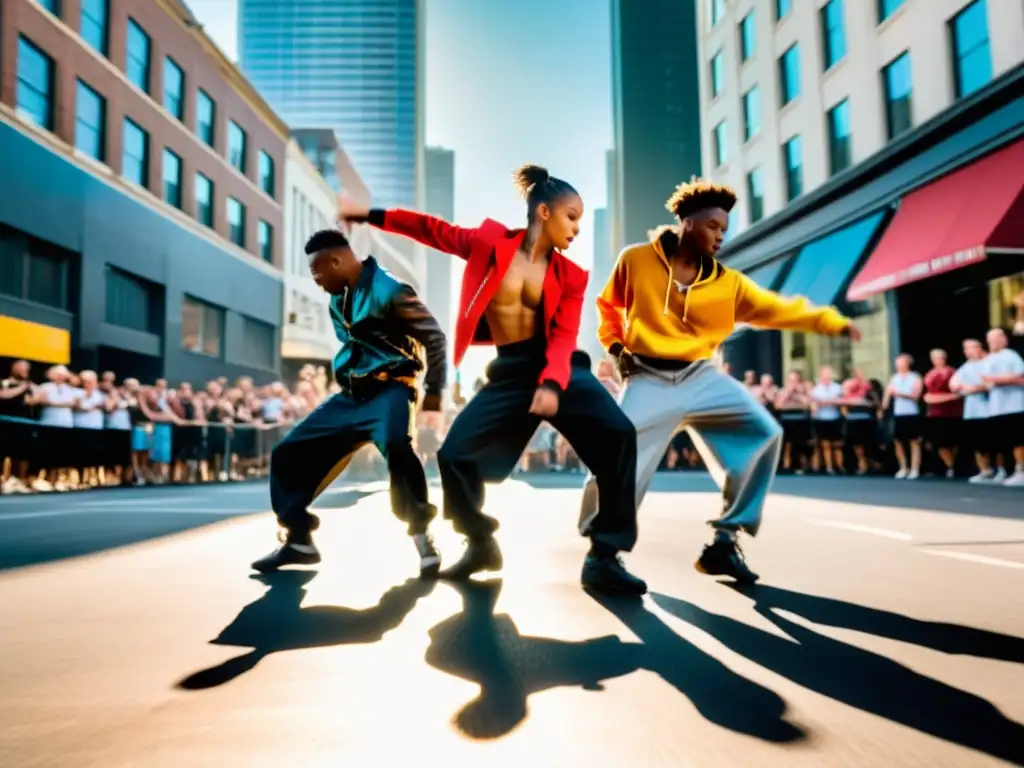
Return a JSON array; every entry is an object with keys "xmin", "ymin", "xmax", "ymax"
[
  {"xmin": 269, "ymin": 382, "xmax": 434, "ymax": 535},
  {"xmin": 438, "ymin": 338, "xmax": 638, "ymax": 552}
]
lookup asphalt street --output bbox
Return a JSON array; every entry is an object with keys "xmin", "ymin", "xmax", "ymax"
[{"xmin": 1, "ymin": 472, "xmax": 1022, "ymax": 767}]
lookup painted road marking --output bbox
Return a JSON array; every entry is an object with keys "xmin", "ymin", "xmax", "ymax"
[
  {"xmin": 808, "ymin": 520, "xmax": 915, "ymax": 541},
  {"xmin": 923, "ymin": 550, "xmax": 1024, "ymax": 570},
  {"xmin": 0, "ymin": 507, "xmax": 265, "ymax": 521}
]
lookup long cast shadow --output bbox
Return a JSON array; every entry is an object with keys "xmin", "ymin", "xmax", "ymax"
[
  {"xmin": 176, "ymin": 570, "xmax": 431, "ymax": 690},
  {"xmin": 652, "ymin": 589, "xmax": 1024, "ymax": 766},
  {"xmin": 590, "ymin": 593, "xmax": 806, "ymax": 744},
  {"xmin": 423, "ymin": 580, "xmax": 805, "ymax": 743}
]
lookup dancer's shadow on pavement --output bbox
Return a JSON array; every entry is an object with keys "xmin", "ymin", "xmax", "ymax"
[
  {"xmin": 423, "ymin": 580, "xmax": 805, "ymax": 743},
  {"xmin": 652, "ymin": 586, "xmax": 1024, "ymax": 766},
  {"xmin": 176, "ymin": 571, "xmax": 431, "ymax": 690}
]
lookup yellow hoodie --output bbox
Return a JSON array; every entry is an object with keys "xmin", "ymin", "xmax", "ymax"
[{"xmin": 597, "ymin": 234, "xmax": 849, "ymax": 361}]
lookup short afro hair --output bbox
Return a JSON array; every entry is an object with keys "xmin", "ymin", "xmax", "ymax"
[
  {"xmin": 304, "ymin": 229, "xmax": 350, "ymax": 255},
  {"xmin": 665, "ymin": 177, "xmax": 737, "ymax": 219}
]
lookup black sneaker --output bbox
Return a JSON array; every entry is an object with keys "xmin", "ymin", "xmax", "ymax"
[
  {"xmin": 581, "ymin": 553, "xmax": 648, "ymax": 596},
  {"xmin": 695, "ymin": 538, "xmax": 759, "ymax": 584},
  {"xmin": 251, "ymin": 529, "xmax": 321, "ymax": 573},
  {"xmin": 439, "ymin": 537, "xmax": 503, "ymax": 581},
  {"xmin": 413, "ymin": 533, "xmax": 442, "ymax": 578}
]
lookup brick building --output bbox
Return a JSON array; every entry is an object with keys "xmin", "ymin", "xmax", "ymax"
[{"xmin": 0, "ymin": 0, "xmax": 289, "ymax": 384}]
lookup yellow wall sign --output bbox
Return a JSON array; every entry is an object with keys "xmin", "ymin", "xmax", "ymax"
[{"xmin": 0, "ymin": 315, "xmax": 71, "ymax": 365}]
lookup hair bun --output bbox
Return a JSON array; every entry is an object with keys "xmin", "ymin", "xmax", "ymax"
[{"xmin": 512, "ymin": 163, "xmax": 550, "ymax": 197}]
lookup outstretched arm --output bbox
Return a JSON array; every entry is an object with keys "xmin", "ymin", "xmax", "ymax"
[
  {"xmin": 390, "ymin": 285, "xmax": 447, "ymax": 411},
  {"xmin": 735, "ymin": 274, "xmax": 854, "ymax": 337},
  {"xmin": 339, "ymin": 196, "xmax": 476, "ymax": 261}
]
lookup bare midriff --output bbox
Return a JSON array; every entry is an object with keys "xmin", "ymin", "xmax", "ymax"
[{"xmin": 484, "ymin": 249, "xmax": 549, "ymax": 346}]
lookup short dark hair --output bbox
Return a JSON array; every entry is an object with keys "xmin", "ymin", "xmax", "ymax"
[
  {"xmin": 304, "ymin": 229, "xmax": 350, "ymax": 255},
  {"xmin": 512, "ymin": 164, "xmax": 579, "ymax": 225},
  {"xmin": 665, "ymin": 177, "xmax": 737, "ymax": 219}
]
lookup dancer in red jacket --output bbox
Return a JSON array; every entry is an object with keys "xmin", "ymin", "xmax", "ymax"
[{"xmin": 338, "ymin": 164, "xmax": 645, "ymax": 595}]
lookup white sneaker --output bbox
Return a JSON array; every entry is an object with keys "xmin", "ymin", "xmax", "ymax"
[
  {"xmin": 895, "ymin": 468, "xmax": 909, "ymax": 479},
  {"xmin": 968, "ymin": 470, "xmax": 995, "ymax": 484},
  {"xmin": 992, "ymin": 468, "xmax": 1008, "ymax": 483},
  {"xmin": 1003, "ymin": 471, "xmax": 1024, "ymax": 487},
  {"xmin": 907, "ymin": 469, "xmax": 920, "ymax": 480}
]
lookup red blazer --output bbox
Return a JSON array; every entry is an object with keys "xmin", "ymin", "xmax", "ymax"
[{"xmin": 364, "ymin": 208, "xmax": 588, "ymax": 392}]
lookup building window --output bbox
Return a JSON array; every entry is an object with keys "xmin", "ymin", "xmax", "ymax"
[
  {"xmin": 228, "ymin": 121, "xmax": 247, "ymax": 173},
  {"xmin": 75, "ymin": 80, "xmax": 105, "ymax": 161},
  {"xmin": 713, "ymin": 121, "xmax": 728, "ymax": 167},
  {"xmin": 0, "ymin": 230, "xmax": 70, "ymax": 311},
  {"xmin": 163, "ymin": 149, "xmax": 182, "ymax": 209},
  {"xmin": 35, "ymin": 0, "xmax": 60, "ymax": 14},
  {"xmin": 242, "ymin": 316, "xmax": 275, "ymax": 369},
  {"xmin": 258, "ymin": 221, "xmax": 273, "ymax": 262},
  {"xmin": 778, "ymin": 44, "xmax": 801, "ymax": 106},
  {"xmin": 258, "ymin": 151, "xmax": 275, "ymax": 198},
  {"xmin": 950, "ymin": 0, "xmax": 991, "ymax": 99},
  {"xmin": 710, "ymin": 0, "xmax": 725, "ymax": 27},
  {"xmin": 783, "ymin": 135, "xmax": 803, "ymax": 202},
  {"xmin": 181, "ymin": 296, "xmax": 223, "ymax": 357},
  {"xmin": 164, "ymin": 57, "xmax": 184, "ymax": 121},
  {"xmin": 739, "ymin": 13, "xmax": 755, "ymax": 63},
  {"xmin": 16, "ymin": 37, "xmax": 54, "ymax": 131},
  {"xmin": 821, "ymin": 0, "xmax": 846, "ymax": 70},
  {"xmin": 195, "ymin": 173, "xmax": 213, "ymax": 227},
  {"xmin": 122, "ymin": 118, "xmax": 149, "ymax": 187},
  {"xmin": 742, "ymin": 86, "xmax": 761, "ymax": 142},
  {"xmin": 125, "ymin": 20, "xmax": 150, "ymax": 93},
  {"xmin": 877, "ymin": 0, "xmax": 905, "ymax": 24},
  {"xmin": 105, "ymin": 266, "xmax": 154, "ymax": 333},
  {"xmin": 196, "ymin": 90, "xmax": 215, "ymax": 147},
  {"xmin": 747, "ymin": 168, "xmax": 764, "ymax": 224},
  {"xmin": 710, "ymin": 52, "xmax": 724, "ymax": 98},
  {"xmin": 882, "ymin": 52, "xmax": 913, "ymax": 140},
  {"xmin": 80, "ymin": 0, "xmax": 108, "ymax": 56},
  {"xmin": 827, "ymin": 99, "xmax": 852, "ymax": 175},
  {"xmin": 227, "ymin": 197, "xmax": 245, "ymax": 247},
  {"xmin": 776, "ymin": 0, "xmax": 792, "ymax": 22}
]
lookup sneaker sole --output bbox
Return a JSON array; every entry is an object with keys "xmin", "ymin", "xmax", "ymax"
[
  {"xmin": 582, "ymin": 581, "xmax": 648, "ymax": 597},
  {"xmin": 694, "ymin": 560, "xmax": 760, "ymax": 584}
]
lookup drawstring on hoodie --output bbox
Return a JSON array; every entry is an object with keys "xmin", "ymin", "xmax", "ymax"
[{"xmin": 652, "ymin": 232, "xmax": 707, "ymax": 325}]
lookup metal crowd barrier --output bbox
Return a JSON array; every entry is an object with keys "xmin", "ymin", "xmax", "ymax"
[{"xmin": 0, "ymin": 414, "xmax": 293, "ymax": 488}]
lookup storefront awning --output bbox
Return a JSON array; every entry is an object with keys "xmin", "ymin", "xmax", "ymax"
[
  {"xmin": 847, "ymin": 139, "xmax": 1024, "ymax": 301},
  {"xmin": 777, "ymin": 211, "xmax": 889, "ymax": 306}
]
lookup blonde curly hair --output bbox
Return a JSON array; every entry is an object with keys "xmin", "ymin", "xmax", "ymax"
[{"xmin": 665, "ymin": 177, "xmax": 737, "ymax": 219}]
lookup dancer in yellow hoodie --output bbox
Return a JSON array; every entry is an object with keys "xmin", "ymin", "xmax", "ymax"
[{"xmin": 578, "ymin": 179, "xmax": 861, "ymax": 583}]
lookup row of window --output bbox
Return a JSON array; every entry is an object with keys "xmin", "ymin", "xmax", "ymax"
[
  {"xmin": 15, "ymin": 34, "xmax": 274, "ymax": 264},
  {"xmin": 711, "ymin": 0, "xmax": 905, "ymax": 29},
  {"xmin": 288, "ymin": 188, "xmax": 333, "ymax": 276},
  {"xmin": 29, "ymin": 0, "xmax": 276, "ymax": 193},
  {"xmin": 710, "ymin": 0, "xmax": 991, "ymax": 120}
]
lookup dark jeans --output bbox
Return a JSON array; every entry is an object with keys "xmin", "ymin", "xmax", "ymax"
[
  {"xmin": 269, "ymin": 382, "xmax": 434, "ymax": 535},
  {"xmin": 437, "ymin": 338, "xmax": 638, "ymax": 552}
]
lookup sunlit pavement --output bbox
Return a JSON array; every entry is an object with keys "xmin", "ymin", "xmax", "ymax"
[{"xmin": 1, "ymin": 473, "xmax": 1023, "ymax": 768}]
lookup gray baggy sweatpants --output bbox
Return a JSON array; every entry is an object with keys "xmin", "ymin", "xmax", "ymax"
[{"xmin": 579, "ymin": 359, "xmax": 783, "ymax": 538}]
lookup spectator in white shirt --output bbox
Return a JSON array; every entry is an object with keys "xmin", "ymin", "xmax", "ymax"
[
  {"xmin": 882, "ymin": 354, "xmax": 923, "ymax": 479},
  {"xmin": 981, "ymin": 328, "xmax": 1024, "ymax": 486},
  {"xmin": 950, "ymin": 338, "xmax": 993, "ymax": 483},
  {"xmin": 811, "ymin": 366, "xmax": 845, "ymax": 475}
]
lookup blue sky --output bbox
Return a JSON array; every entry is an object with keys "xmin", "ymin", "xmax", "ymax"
[{"xmin": 188, "ymin": 0, "xmax": 613, "ymax": 381}]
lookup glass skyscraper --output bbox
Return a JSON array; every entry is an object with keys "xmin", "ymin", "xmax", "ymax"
[{"xmin": 239, "ymin": 0, "xmax": 422, "ymax": 208}]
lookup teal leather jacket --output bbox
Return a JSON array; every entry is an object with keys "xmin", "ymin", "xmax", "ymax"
[{"xmin": 330, "ymin": 257, "xmax": 446, "ymax": 398}]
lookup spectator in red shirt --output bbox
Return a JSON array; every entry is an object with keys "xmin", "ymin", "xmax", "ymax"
[{"xmin": 923, "ymin": 348, "xmax": 962, "ymax": 477}]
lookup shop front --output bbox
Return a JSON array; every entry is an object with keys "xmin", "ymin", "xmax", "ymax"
[{"xmin": 720, "ymin": 65, "xmax": 1023, "ymax": 383}]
